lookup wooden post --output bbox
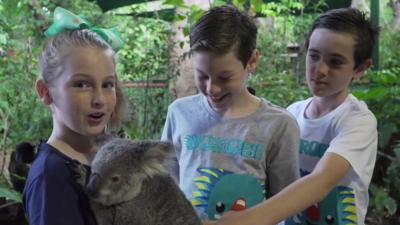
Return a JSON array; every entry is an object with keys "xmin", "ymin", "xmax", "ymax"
[{"xmin": 371, "ymin": 0, "xmax": 380, "ymax": 70}]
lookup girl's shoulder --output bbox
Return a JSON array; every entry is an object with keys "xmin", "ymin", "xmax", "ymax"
[{"xmin": 27, "ymin": 143, "xmax": 77, "ymax": 184}]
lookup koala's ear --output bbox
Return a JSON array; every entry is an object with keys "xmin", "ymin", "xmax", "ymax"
[
  {"xmin": 140, "ymin": 141, "xmax": 175, "ymax": 177},
  {"xmin": 143, "ymin": 141, "xmax": 174, "ymax": 162}
]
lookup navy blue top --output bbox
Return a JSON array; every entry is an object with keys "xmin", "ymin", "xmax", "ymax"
[{"xmin": 23, "ymin": 142, "xmax": 97, "ymax": 225}]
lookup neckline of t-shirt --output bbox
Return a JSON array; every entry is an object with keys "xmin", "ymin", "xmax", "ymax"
[
  {"xmin": 40, "ymin": 142, "xmax": 90, "ymax": 168},
  {"xmin": 200, "ymin": 94, "xmax": 265, "ymax": 121},
  {"xmin": 301, "ymin": 94, "xmax": 354, "ymax": 122}
]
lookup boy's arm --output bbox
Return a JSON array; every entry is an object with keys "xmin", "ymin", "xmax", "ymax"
[
  {"xmin": 161, "ymin": 108, "xmax": 180, "ymax": 182},
  {"xmin": 208, "ymin": 152, "xmax": 351, "ymax": 225},
  {"xmin": 266, "ymin": 117, "xmax": 300, "ymax": 195}
]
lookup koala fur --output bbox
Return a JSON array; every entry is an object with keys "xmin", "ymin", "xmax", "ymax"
[{"xmin": 74, "ymin": 137, "xmax": 201, "ymax": 225}]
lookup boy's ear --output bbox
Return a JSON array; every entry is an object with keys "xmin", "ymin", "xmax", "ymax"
[
  {"xmin": 35, "ymin": 79, "xmax": 53, "ymax": 105},
  {"xmin": 353, "ymin": 58, "xmax": 372, "ymax": 80},
  {"xmin": 246, "ymin": 49, "xmax": 259, "ymax": 73}
]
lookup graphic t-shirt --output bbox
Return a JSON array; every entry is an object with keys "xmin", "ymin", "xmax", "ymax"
[
  {"xmin": 162, "ymin": 94, "xmax": 300, "ymax": 220},
  {"xmin": 286, "ymin": 94, "xmax": 377, "ymax": 225}
]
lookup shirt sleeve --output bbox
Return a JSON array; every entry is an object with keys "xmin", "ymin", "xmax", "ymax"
[
  {"xmin": 265, "ymin": 116, "xmax": 300, "ymax": 195},
  {"xmin": 161, "ymin": 106, "xmax": 180, "ymax": 183},
  {"xmin": 327, "ymin": 111, "xmax": 378, "ymax": 185},
  {"xmin": 24, "ymin": 173, "xmax": 88, "ymax": 225}
]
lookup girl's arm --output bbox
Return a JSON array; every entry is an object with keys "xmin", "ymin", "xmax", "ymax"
[{"xmin": 205, "ymin": 152, "xmax": 351, "ymax": 225}]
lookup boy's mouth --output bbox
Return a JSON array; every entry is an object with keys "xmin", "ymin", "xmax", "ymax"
[{"xmin": 209, "ymin": 93, "xmax": 228, "ymax": 103}]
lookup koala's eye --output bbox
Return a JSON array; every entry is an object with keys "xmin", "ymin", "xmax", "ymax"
[
  {"xmin": 215, "ymin": 201, "xmax": 225, "ymax": 213},
  {"xmin": 325, "ymin": 215, "xmax": 335, "ymax": 224},
  {"xmin": 111, "ymin": 175, "xmax": 120, "ymax": 183}
]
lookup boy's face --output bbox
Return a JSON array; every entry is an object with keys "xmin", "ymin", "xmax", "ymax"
[
  {"xmin": 192, "ymin": 50, "xmax": 253, "ymax": 113},
  {"xmin": 306, "ymin": 28, "xmax": 367, "ymax": 99}
]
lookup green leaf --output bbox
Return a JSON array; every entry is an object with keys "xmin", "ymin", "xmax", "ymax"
[
  {"xmin": 384, "ymin": 196, "xmax": 397, "ymax": 215},
  {"xmin": 163, "ymin": 0, "xmax": 185, "ymax": 8},
  {"xmin": 0, "ymin": 186, "xmax": 22, "ymax": 203},
  {"xmin": 0, "ymin": 34, "xmax": 7, "ymax": 45}
]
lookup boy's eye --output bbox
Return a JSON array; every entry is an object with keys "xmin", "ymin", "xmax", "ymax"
[
  {"xmin": 219, "ymin": 76, "xmax": 231, "ymax": 81},
  {"xmin": 329, "ymin": 58, "xmax": 344, "ymax": 67},
  {"xmin": 197, "ymin": 75, "xmax": 209, "ymax": 80},
  {"xmin": 308, "ymin": 54, "xmax": 319, "ymax": 61}
]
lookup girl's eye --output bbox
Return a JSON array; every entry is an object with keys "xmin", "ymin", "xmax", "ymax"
[
  {"xmin": 103, "ymin": 82, "xmax": 115, "ymax": 89},
  {"xmin": 73, "ymin": 81, "xmax": 90, "ymax": 89}
]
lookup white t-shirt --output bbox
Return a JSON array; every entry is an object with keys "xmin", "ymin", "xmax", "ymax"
[{"xmin": 286, "ymin": 94, "xmax": 377, "ymax": 225}]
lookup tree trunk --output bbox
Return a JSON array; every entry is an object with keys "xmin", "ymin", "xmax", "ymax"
[
  {"xmin": 351, "ymin": 0, "xmax": 370, "ymax": 12},
  {"xmin": 168, "ymin": 0, "xmax": 212, "ymax": 99},
  {"xmin": 390, "ymin": 0, "xmax": 400, "ymax": 28}
]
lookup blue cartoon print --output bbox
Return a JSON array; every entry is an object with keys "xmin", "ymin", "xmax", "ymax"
[
  {"xmin": 286, "ymin": 169, "xmax": 357, "ymax": 225},
  {"xmin": 191, "ymin": 168, "xmax": 265, "ymax": 220}
]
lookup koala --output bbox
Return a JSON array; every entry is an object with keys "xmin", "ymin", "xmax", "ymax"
[{"xmin": 73, "ymin": 137, "xmax": 201, "ymax": 225}]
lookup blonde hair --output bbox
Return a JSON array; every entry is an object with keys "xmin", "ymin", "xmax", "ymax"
[{"xmin": 38, "ymin": 29, "xmax": 126, "ymax": 129}]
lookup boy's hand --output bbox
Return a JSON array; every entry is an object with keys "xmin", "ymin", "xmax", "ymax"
[
  {"xmin": 203, "ymin": 221, "xmax": 218, "ymax": 225},
  {"xmin": 202, "ymin": 211, "xmax": 245, "ymax": 225}
]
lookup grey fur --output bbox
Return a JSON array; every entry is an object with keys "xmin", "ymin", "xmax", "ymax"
[{"xmin": 75, "ymin": 138, "xmax": 201, "ymax": 225}]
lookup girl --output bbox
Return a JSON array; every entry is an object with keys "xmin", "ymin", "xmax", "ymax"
[{"xmin": 23, "ymin": 22, "xmax": 126, "ymax": 225}]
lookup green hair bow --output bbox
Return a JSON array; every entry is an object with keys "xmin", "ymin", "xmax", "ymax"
[{"xmin": 45, "ymin": 7, "xmax": 124, "ymax": 51}]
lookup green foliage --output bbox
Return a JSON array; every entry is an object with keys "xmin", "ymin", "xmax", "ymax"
[
  {"xmin": 353, "ymin": 68, "xmax": 400, "ymax": 222},
  {"xmin": 0, "ymin": 174, "xmax": 21, "ymax": 203},
  {"xmin": 1, "ymin": 1, "xmax": 400, "ymax": 223}
]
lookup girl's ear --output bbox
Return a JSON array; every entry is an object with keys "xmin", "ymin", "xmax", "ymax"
[
  {"xmin": 35, "ymin": 79, "xmax": 52, "ymax": 105},
  {"xmin": 353, "ymin": 58, "xmax": 372, "ymax": 80},
  {"xmin": 246, "ymin": 49, "xmax": 259, "ymax": 74}
]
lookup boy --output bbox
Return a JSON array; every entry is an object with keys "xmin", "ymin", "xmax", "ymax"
[
  {"xmin": 205, "ymin": 7, "xmax": 379, "ymax": 225},
  {"xmin": 161, "ymin": 5, "xmax": 300, "ymax": 221}
]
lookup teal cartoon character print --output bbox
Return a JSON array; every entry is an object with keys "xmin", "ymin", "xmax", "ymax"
[
  {"xmin": 286, "ymin": 170, "xmax": 357, "ymax": 225},
  {"xmin": 191, "ymin": 168, "xmax": 265, "ymax": 220}
]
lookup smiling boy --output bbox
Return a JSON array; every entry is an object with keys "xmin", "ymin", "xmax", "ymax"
[
  {"xmin": 205, "ymin": 7, "xmax": 379, "ymax": 225},
  {"xmin": 161, "ymin": 5, "xmax": 300, "ymax": 221}
]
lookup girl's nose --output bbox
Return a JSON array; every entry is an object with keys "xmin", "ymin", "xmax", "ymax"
[{"xmin": 92, "ymin": 88, "xmax": 105, "ymax": 107}]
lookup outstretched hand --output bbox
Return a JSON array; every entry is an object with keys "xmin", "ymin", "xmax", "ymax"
[
  {"xmin": 202, "ymin": 211, "xmax": 249, "ymax": 225},
  {"xmin": 203, "ymin": 221, "xmax": 218, "ymax": 225}
]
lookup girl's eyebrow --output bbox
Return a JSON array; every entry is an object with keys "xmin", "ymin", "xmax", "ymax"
[{"xmin": 71, "ymin": 73, "xmax": 116, "ymax": 80}]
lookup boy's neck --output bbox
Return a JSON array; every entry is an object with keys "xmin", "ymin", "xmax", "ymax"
[
  {"xmin": 306, "ymin": 92, "xmax": 349, "ymax": 119},
  {"xmin": 222, "ymin": 91, "xmax": 261, "ymax": 119}
]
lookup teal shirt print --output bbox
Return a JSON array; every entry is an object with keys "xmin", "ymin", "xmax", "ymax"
[
  {"xmin": 184, "ymin": 134, "xmax": 263, "ymax": 160},
  {"xmin": 285, "ymin": 139, "xmax": 357, "ymax": 225},
  {"xmin": 191, "ymin": 168, "xmax": 266, "ymax": 220}
]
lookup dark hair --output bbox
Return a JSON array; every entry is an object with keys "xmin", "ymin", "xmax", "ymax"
[
  {"xmin": 305, "ymin": 8, "xmax": 379, "ymax": 68},
  {"xmin": 189, "ymin": 5, "xmax": 257, "ymax": 67}
]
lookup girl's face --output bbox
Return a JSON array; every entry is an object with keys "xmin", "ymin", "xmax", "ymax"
[{"xmin": 49, "ymin": 47, "xmax": 117, "ymax": 139}]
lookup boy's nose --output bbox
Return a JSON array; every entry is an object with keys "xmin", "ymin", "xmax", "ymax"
[
  {"xmin": 316, "ymin": 61, "xmax": 329, "ymax": 75},
  {"xmin": 206, "ymin": 81, "xmax": 222, "ymax": 96}
]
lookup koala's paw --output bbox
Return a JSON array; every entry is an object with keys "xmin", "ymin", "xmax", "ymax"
[{"xmin": 65, "ymin": 159, "xmax": 89, "ymax": 189}]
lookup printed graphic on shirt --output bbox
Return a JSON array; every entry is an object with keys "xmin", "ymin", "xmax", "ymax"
[
  {"xmin": 184, "ymin": 134, "xmax": 263, "ymax": 160},
  {"xmin": 286, "ymin": 185, "xmax": 357, "ymax": 225},
  {"xmin": 300, "ymin": 139, "xmax": 329, "ymax": 157},
  {"xmin": 191, "ymin": 168, "xmax": 266, "ymax": 220}
]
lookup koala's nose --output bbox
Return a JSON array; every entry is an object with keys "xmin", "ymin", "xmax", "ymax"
[{"xmin": 87, "ymin": 173, "xmax": 100, "ymax": 198}]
